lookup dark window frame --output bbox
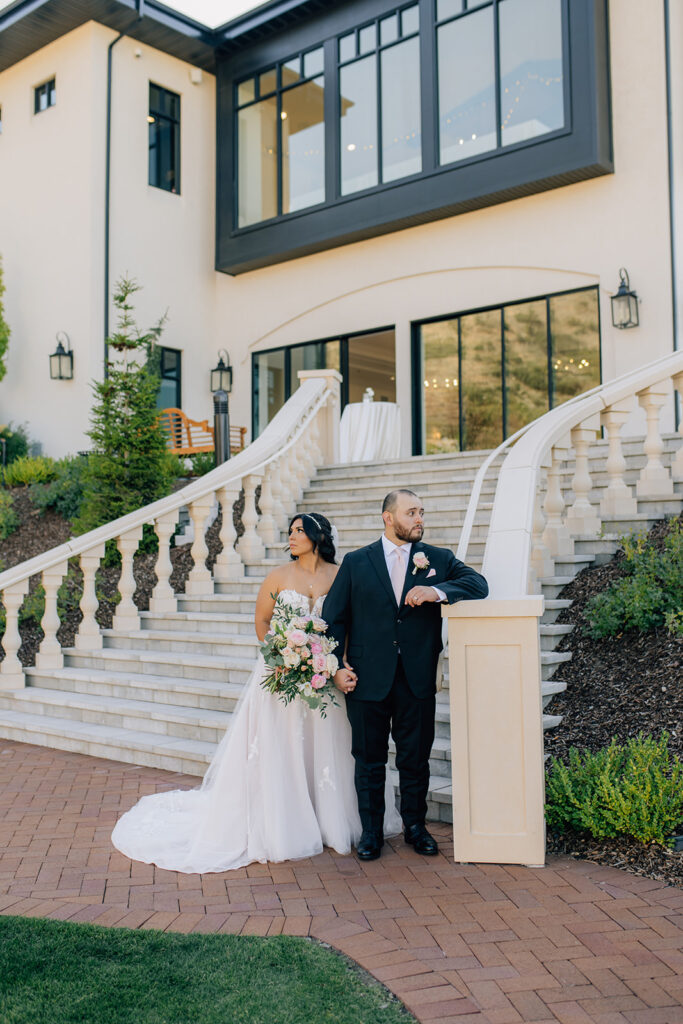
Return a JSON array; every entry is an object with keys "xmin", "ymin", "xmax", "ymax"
[
  {"xmin": 411, "ymin": 283, "xmax": 602, "ymax": 454},
  {"xmin": 251, "ymin": 325, "xmax": 394, "ymax": 437},
  {"xmin": 34, "ymin": 77, "xmax": 56, "ymax": 114},
  {"xmin": 217, "ymin": 0, "xmax": 612, "ymax": 274},
  {"xmin": 148, "ymin": 82, "xmax": 181, "ymax": 195},
  {"xmin": 157, "ymin": 345, "xmax": 182, "ymax": 409}
]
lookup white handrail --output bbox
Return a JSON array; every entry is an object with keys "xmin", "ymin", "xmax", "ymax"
[
  {"xmin": 0, "ymin": 376, "xmax": 331, "ymax": 592},
  {"xmin": 481, "ymin": 350, "xmax": 683, "ymax": 598}
]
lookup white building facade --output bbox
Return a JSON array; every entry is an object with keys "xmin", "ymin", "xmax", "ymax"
[{"xmin": 0, "ymin": 0, "xmax": 681, "ymax": 458}]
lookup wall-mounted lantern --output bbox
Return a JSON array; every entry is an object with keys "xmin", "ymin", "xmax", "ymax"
[
  {"xmin": 610, "ymin": 268, "xmax": 639, "ymax": 329},
  {"xmin": 49, "ymin": 332, "xmax": 74, "ymax": 379},
  {"xmin": 211, "ymin": 349, "xmax": 233, "ymax": 393}
]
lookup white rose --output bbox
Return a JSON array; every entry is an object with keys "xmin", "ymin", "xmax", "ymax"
[
  {"xmin": 282, "ymin": 648, "xmax": 301, "ymax": 669},
  {"xmin": 326, "ymin": 654, "xmax": 339, "ymax": 676}
]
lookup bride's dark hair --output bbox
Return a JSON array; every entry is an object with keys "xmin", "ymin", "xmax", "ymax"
[{"xmin": 288, "ymin": 512, "xmax": 336, "ymax": 564}]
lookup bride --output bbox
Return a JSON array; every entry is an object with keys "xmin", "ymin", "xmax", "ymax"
[{"xmin": 111, "ymin": 512, "xmax": 402, "ymax": 873}]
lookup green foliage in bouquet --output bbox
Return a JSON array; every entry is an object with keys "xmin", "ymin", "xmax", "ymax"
[
  {"xmin": 74, "ymin": 277, "xmax": 175, "ymax": 534},
  {"xmin": 260, "ymin": 597, "xmax": 339, "ymax": 716},
  {"xmin": 546, "ymin": 733, "xmax": 683, "ymax": 847},
  {"xmin": 0, "ymin": 491, "xmax": 18, "ymax": 540},
  {"xmin": 584, "ymin": 521, "xmax": 683, "ymax": 638}
]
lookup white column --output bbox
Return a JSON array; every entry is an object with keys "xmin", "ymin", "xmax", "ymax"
[
  {"xmin": 566, "ymin": 425, "xmax": 601, "ymax": 535},
  {"xmin": 268, "ymin": 457, "xmax": 288, "ymax": 535},
  {"xmin": 529, "ymin": 467, "xmax": 554, "ymax": 589},
  {"xmin": 186, "ymin": 496, "xmax": 215, "ymax": 596},
  {"xmin": 257, "ymin": 464, "xmax": 279, "ymax": 546},
  {"xmin": 113, "ymin": 527, "xmax": 144, "ymax": 633},
  {"xmin": 541, "ymin": 445, "xmax": 574, "ymax": 558},
  {"xmin": 213, "ymin": 484, "xmax": 245, "ymax": 582},
  {"xmin": 297, "ymin": 369, "xmax": 342, "ymax": 465},
  {"xmin": 672, "ymin": 371, "xmax": 683, "ymax": 482},
  {"xmin": 600, "ymin": 404, "xmax": 638, "ymax": 516},
  {"xmin": 236, "ymin": 473, "xmax": 266, "ymax": 562},
  {"xmin": 150, "ymin": 512, "xmax": 178, "ymax": 613},
  {"xmin": 636, "ymin": 385, "xmax": 675, "ymax": 497},
  {"xmin": 0, "ymin": 581, "xmax": 29, "ymax": 689},
  {"xmin": 75, "ymin": 546, "xmax": 106, "ymax": 650},
  {"xmin": 36, "ymin": 563, "xmax": 69, "ymax": 669}
]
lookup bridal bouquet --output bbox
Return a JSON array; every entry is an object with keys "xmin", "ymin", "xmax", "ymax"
[{"xmin": 259, "ymin": 601, "xmax": 340, "ymax": 716}]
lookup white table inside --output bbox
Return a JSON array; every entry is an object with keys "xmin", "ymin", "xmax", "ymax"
[{"xmin": 339, "ymin": 401, "xmax": 402, "ymax": 463}]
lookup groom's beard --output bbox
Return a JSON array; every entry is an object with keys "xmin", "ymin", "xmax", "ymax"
[{"xmin": 394, "ymin": 523, "xmax": 423, "ymax": 543}]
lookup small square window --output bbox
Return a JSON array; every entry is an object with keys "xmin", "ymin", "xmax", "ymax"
[
  {"xmin": 359, "ymin": 25, "xmax": 376, "ymax": 54},
  {"xmin": 282, "ymin": 58, "xmax": 301, "ymax": 86},
  {"xmin": 380, "ymin": 14, "xmax": 399, "ymax": 45},
  {"xmin": 34, "ymin": 78, "xmax": 56, "ymax": 114},
  {"xmin": 339, "ymin": 33, "xmax": 356, "ymax": 63},
  {"xmin": 259, "ymin": 68, "xmax": 277, "ymax": 95},
  {"xmin": 303, "ymin": 47, "xmax": 324, "ymax": 78},
  {"xmin": 436, "ymin": 0, "xmax": 462, "ymax": 19},
  {"xmin": 400, "ymin": 5, "xmax": 419, "ymax": 36}
]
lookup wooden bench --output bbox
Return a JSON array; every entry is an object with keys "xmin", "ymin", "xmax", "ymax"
[{"xmin": 158, "ymin": 408, "xmax": 247, "ymax": 457}]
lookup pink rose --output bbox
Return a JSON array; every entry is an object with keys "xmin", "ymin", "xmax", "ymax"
[
  {"xmin": 310, "ymin": 642, "xmax": 323, "ymax": 655},
  {"xmin": 311, "ymin": 617, "xmax": 327, "ymax": 633},
  {"xmin": 288, "ymin": 629, "xmax": 308, "ymax": 647},
  {"xmin": 312, "ymin": 653, "xmax": 327, "ymax": 674},
  {"xmin": 311, "ymin": 674, "xmax": 326, "ymax": 689}
]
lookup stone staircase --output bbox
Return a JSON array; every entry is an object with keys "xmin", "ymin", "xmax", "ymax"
[{"xmin": 0, "ymin": 438, "xmax": 680, "ymax": 824}]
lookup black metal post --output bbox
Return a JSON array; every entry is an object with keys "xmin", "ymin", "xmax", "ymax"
[{"xmin": 213, "ymin": 389, "xmax": 230, "ymax": 466}]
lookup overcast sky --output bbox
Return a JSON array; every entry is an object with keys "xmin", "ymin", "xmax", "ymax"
[{"xmin": 0, "ymin": 1, "xmax": 266, "ymax": 29}]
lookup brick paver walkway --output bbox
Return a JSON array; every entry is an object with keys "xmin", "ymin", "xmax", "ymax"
[{"xmin": 1, "ymin": 740, "xmax": 682, "ymax": 1024}]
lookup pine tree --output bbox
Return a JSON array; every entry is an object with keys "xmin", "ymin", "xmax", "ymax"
[
  {"xmin": 75, "ymin": 277, "xmax": 174, "ymax": 534},
  {"xmin": 0, "ymin": 256, "xmax": 11, "ymax": 382}
]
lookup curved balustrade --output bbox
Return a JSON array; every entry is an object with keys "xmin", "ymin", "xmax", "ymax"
[
  {"xmin": 0, "ymin": 370, "xmax": 341, "ymax": 689},
  {"xmin": 474, "ymin": 351, "xmax": 683, "ymax": 598}
]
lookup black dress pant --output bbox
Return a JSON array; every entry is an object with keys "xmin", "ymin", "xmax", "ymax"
[{"xmin": 345, "ymin": 658, "xmax": 435, "ymax": 834}]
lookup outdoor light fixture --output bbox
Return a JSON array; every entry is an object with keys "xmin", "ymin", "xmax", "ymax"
[
  {"xmin": 211, "ymin": 349, "xmax": 233, "ymax": 393},
  {"xmin": 49, "ymin": 332, "xmax": 74, "ymax": 380},
  {"xmin": 610, "ymin": 268, "xmax": 639, "ymax": 329}
]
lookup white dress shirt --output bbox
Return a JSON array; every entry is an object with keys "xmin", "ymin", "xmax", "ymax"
[{"xmin": 380, "ymin": 535, "xmax": 446, "ymax": 603}]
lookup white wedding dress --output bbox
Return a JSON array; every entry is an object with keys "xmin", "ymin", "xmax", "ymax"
[{"xmin": 111, "ymin": 590, "xmax": 402, "ymax": 873}]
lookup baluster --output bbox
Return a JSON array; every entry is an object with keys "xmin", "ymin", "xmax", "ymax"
[
  {"xmin": 541, "ymin": 445, "xmax": 574, "ymax": 558},
  {"xmin": 309, "ymin": 415, "xmax": 324, "ymax": 469},
  {"xmin": 284, "ymin": 445, "xmax": 303, "ymax": 504},
  {"xmin": 149, "ymin": 512, "xmax": 178, "ymax": 613},
  {"xmin": 257, "ymin": 464, "xmax": 279, "ymax": 547},
  {"xmin": 297, "ymin": 431, "xmax": 315, "ymax": 495},
  {"xmin": 672, "ymin": 371, "xmax": 683, "ymax": 482},
  {"xmin": 566, "ymin": 425, "xmax": 601, "ymax": 535},
  {"xmin": 186, "ymin": 496, "xmax": 215, "ymax": 595},
  {"xmin": 600, "ymin": 404, "xmax": 638, "ymax": 516},
  {"xmin": 113, "ymin": 527, "xmax": 144, "ymax": 632},
  {"xmin": 36, "ymin": 562, "xmax": 68, "ymax": 669},
  {"xmin": 269, "ymin": 457, "xmax": 288, "ymax": 535},
  {"xmin": 529, "ymin": 466, "xmax": 554, "ymax": 589},
  {"xmin": 75, "ymin": 545, "xmax": 106, "ymax": 650},
  {"xmin": 636, "ymin": 384, "xmax": 675, "ymax": 497},
  {"xmin": 213, "ymin": 484, "xmax": 244, "ymax": 582},
  {"xmin": 0, "ymin": 581, "xmax": 29, "ymax": 689},
  {"xmin": 237, "ymin": 473, "xmax": 266, "ymax": 562}
]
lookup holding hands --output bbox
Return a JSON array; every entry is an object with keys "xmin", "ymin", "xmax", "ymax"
[{"xmin": 334, "ymin": 662, "xmax": 357, "ymax": 695}]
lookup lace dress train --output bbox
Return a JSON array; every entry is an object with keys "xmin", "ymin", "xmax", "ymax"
[{"xmin": 111, "ymin": 590, "xmax": 402, "ymax": 873}]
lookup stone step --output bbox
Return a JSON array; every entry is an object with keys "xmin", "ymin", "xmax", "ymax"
[
  {"xmin": 314, "ymin": 452, "xmax": 499, "ymax": 478},
  {"xmin": 542, "ymin": 679, "xmax": 567, "ymax": 710},
  {"xmin": 542, "ymin": 713, "xmax": 563, "ymax": 731},
  {"xmin": 64, "ymin": 646, "xmax": 255, "ymax": 685},
  {"xmin": 300, "ymin": 487, "xmax": 498, "ymax": 509},
  {"xmin": 541, "ymin": 599, "xmax": 573, "ymax": 624},
  {"xmin": 266, "ymin": 538, "xmax": 487, "ymax": 560},
  {"xmin": 140, "ymin": 611, "xmax": 257, "ymax": 636},
  {"xmin": 539, "ymin": 623, "xmax": 574, "ymax": 651},
  {"xmin": 178, "ymin": 594, "xmax": 258, "ymax": 614},
  {"xmin": 552, "ymin": 554, "xmax": 595, "ymax": 576},
  {"xmin": 293, "ymin": 507, "xmax": 494, "ymax": 528},
  {"xmin": 103, "ymin": 628, "xmax": 260, "ymax": 658},
  {"xmin": 539, "ymin": 576, "xmax": 575, "ymax": 600},
  {"xmin": 541, "ymin": 649, "xmax": 572, "ymax": 681}
]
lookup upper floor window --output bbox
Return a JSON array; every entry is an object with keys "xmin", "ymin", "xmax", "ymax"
[
  {"xmin": 338, "ymin": 4, "xmax": 421, "ymax": 194},
  {"xmin": 34, "ymin": 78, "xmax": 56, "ymax": 114},
  {"xmin": 148, "ymin": 84, "xmax": 180, "ymax": 194},
  {"xmin": 236, "ymin": 46, "xmax": 325, "ymax": 226}
]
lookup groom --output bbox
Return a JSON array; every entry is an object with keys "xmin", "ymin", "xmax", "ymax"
[{"xmin": 324, "ymin": 489, "xmax": 488, "ymax": 860}]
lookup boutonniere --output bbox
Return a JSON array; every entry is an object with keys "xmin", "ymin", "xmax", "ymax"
[{"xmin": 411, "ymin": 552, "xmax": 430, "ymax": 575}]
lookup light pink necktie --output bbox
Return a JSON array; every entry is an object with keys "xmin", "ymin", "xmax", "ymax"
[{"xmin": 390, "ymin": 548, "xmax": 405, "ymax": 606}]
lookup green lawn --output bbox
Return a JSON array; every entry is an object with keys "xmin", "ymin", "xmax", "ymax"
[{"xmin": 0, "ymin": 916, "xmax": 414, "ymax": 1024}]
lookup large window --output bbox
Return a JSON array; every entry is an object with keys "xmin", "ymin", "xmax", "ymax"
[
  {"xmin": 149, "ymin": 84, "xmax": 180, "ymax": 194},
  {"xmin": 415, "ymin": 287, "xmax": 600, "ymax": 453},
  {"xmin": 237, "ymin": 48, "xmax": 325, "ymax": 226},
  {"xmin": 252, "ymin": 330, "xmax": 396, "ymax": 436},
  {"xmin": 218, "ymin": 0, "xmax": 611, "ymax": 273}
]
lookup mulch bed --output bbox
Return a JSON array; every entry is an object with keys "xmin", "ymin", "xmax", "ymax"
[
  {"xmin": 544, "ymin": 515, "xmax": 682, "ymax": 889},
  {"xmin": 1, "ymin": 492, "xmax": 681, "ymax": 887}
]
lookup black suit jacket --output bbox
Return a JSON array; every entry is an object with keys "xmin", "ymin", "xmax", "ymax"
[{"xmin": 324, "ymin": 539, "xmax": 488, "ymax": 701}]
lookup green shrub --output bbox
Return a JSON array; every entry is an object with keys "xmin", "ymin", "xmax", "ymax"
[
  {"xmin": 584, "ymin": 521, "xmax": 683, "ymax": 638},
  {"xmin": 0, "ymin": 491, "xmax": 18, "ymax": 540},
  {"xmin": 546, "ymin": 733, "xmax": 683, "ymax": 846},
  {"xmin": 30, "ymin": 454, "xmax": 88, "ymax": 522},
  {"xmin": 665, "ymin": 608, "xmax": 683, "ymax": 638},
  {"xmin": 189, "ymin": 451, "xmax": 215, "ymax": 477},
  {"xmin": 3, "ymin": 455, "xmax": 56, "ymax": 488},
  {"xmin": 74, "ymin": 277, "xmax": 174, "ymax": 534},
  {"xmin": 0, "ymin": 255, "xmax": 10, "ymax": 382},
  {"xmin": 0, "ymin": 423, "xmax": 28, "ymax": 465}
]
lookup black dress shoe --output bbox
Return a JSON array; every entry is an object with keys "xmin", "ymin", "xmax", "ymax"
[
  {"xmin": 404, "ymin": 824, "xmax": 439, "ymax": 856},
  {"xmin": 356, "ymin": 830, "xmax": 384, "ymax": 861}
]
